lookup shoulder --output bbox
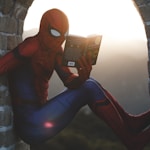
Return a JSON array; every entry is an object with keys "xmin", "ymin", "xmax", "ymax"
[{"xmin": 17, "ymin": 36, "xmax": 39, "ymax": 57}]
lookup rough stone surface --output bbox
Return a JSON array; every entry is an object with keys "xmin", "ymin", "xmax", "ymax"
[
  {"xmin": 139, "ymin": 5, "xmax": 150, "ymax": 21},
  {"xmin": 0, "ymin": 35, "xmax": 7, "ymax": 50},
  {"xmin": 0, "ymin": 17, "xmax": 17, "ymax": 34},
  {"xmin": 0, "ymin": 0, "xmax": 14, "ymax": 15},
  {"xmin": 146, "ymin": 25, "xmax": 150, "ymax": 39},
  {"xmin": 0, "ymin": 0, "xmax": 34, "ymax": 150}
]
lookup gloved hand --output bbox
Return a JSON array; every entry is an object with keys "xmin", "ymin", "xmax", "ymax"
[{"xmin": 76, "ymin": 53, "xmax": 92, "ymax": 82}]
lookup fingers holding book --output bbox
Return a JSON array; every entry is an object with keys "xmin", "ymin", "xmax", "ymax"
[{"xmin": 77, "ymin": 55, "xmax": 92, "ymax": 82}]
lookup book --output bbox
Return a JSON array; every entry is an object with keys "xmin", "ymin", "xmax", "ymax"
[{"xmin": 62, "ymin": 34, "xmax": 102, "ymax": 67}]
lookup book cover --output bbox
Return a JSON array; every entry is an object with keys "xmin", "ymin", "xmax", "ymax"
[{"xmin": 62, "ymin": 34, "xmax": 102, "ymax": 67}]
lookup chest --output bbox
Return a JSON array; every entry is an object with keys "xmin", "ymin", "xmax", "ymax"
[{"xmin": 31, "ymin": 50, "xmax": 56, "ymax": 78}]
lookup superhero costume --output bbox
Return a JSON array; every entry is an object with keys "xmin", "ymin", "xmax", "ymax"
[{"xmin": 0, "ymin": 9, "xmax": 150, "ymax": 150}]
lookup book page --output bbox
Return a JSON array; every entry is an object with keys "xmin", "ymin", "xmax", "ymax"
[
  {"xmin": 62, "ymin": 35, "xmax": 102, "ymax": 67},
  {"xmin": 63, "ymin": 35, "xmax": 86, "ymax": 67},
  {"xmin": 86, "ymin": 35, "xmax": 102, "ymax": 65}
]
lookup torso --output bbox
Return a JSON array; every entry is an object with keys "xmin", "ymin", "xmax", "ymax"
[{"xmin": 9, "ymin": 37, "xmax": 59, "ymax": 105}]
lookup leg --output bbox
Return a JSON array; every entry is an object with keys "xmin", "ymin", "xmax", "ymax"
[
  {"xmin": 14, "ymin": 87, "xmax": 91, "ymax": 145},
  {"xmin": 100, "ymin": 84, "xmax": 150, "ymax": 133},
  {"xmin": 14, "ymin": 78, "xmax": 150, "ymax": 149},
  {"xmin": 86, "ymin": 79, "xmax": 150, "ymax": 149},
  {"xmin": 90, "ymin": 98, "xmax": 150, "ymax": 150}
]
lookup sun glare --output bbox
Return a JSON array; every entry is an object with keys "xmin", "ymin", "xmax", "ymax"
[
  {"xmin": 23, "ymin": 0, "xmax": 150, "ymax": 110},
  {"xmin": 24, "ymin": 0, "xmax": 146, "ymax": 40}
]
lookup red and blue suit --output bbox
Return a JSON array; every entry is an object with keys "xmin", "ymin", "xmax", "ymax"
[{"xmin": 0, "ymin": 8, "xmax": 150, "ymax": 150}]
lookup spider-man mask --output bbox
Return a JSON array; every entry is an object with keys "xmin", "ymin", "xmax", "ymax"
[{"xmin": 38, "ymin": 9, "xmax": 69, "ymax": 51}]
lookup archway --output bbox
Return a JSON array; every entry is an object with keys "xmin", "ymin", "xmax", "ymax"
[
  {"xmin": 23, "ymin": 0, "xmax": 149, "ymax": 114},
  {"xmin": 0, "ymin": 0, "xmax": 150, "ymax": 149}
]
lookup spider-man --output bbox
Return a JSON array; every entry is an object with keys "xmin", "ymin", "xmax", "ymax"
[{"xmin": 0, "ymin": 8, "xmax": 150, "ymax": 150}]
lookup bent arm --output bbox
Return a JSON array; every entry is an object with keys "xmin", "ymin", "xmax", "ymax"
[
  {"xmin": 55, "ymin": 49, "xmax": 84, "ymax": 89},
  {"xmin": 0, "ymin": 48, "xmax": 23, "ymax": 75},
  {"xmin": 0, "ymin": 37, "xmax": 36, "ymax": 75}
]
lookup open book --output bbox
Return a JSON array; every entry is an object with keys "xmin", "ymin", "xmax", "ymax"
[{"xmin": 62, "ymin": 34, "xmax": 102, "ymax": 67}]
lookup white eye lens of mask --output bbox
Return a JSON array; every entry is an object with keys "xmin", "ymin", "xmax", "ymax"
[{"xmin": 50, "ymin": 29, "xmax": 61, "ymax": 37}]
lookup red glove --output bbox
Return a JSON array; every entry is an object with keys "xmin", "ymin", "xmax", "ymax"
[{"xmin": 76, "ymin": 53, "xmax": 92, "ymax": 83}]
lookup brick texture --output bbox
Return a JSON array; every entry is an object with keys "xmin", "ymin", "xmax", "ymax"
[
  {"xmin": 134, "ymin": 0, "xmax": 150, "ymax": 93},
  {"xmin": 0, "ymin": 0, "xmax": 34, "ymax": 150}
]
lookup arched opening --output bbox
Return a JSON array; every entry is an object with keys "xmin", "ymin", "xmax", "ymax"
[
  {"xmin": 1, "ymin": 0, "xmax": 150, "ymax": 149},
  {"xmin": 23, "ymin": 0, "xmax": 149, "ymax": 114}
]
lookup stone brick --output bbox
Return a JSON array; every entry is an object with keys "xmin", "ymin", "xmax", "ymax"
[
  {"xmin": 12, "ymin": 3, "xmax": 28, "ymax": 20},
  {"xmin": 0, "ymin": 34, "xmax": 7, "ymax": 50},
  {"xmin": 0, "ymin": 0, "xmax": 14, "ymax": 15},
  {"xmin": 7, "ymin": 35, "xmax": 22, "ymax": 50},
  {"xmin": 134, "ymin": 0, "xmax": 144, "ymax": 6},
  {"xmin": 0, "ymin": 75, "xmax": 11, "ymax": 105},
  {"xmin": 139, "ymin": 5, "xmax": 150, "ymax": 21},
  {"xmin": 5, "ymin": 130, "xmax": 18, "ymax": 146},
  {"xmin": 0, "ymin": 81, "xmax": 11, "ymax": 105},
  {"xmin": 7, "ymin": 35, "xmax": 18, "ymax": 50},
  {"xmin": 0, "ymin": 49, "xmax": 9, "ymax": 57},
  {"xmin": 0, "ymin": 106, "xmax": 12, "ymax": 126},
  {"xmin": 0, "ymin": 95, "xmax": 11, "ymax": 106},
  {"xmin": 0, "ymin": 132, "xmax": 5, "ymax": 145},
  {"xmin": 25, "ymin": 0, "xmax": 34, "ymax": 7},
  {"xmin": 16, "ymin": 0, "xmax": 34, "ymax": 7},
  {"xmin": 18, "ymin": 19, "xmax": 24, "ymax": 36},
  {"xmin": 0, "ymin": 76, "xmax": 8, "ymax": 86},
  {"xmin": 147, "ymin": 59, "xmax": 150, "ymax": 76},
  {"xmin": 0, "ymin": 86, "xmax": 9, "ymax": 98},
  {"xmin": 0, "ymin": 1, "xmax": 31, "ymax": 150},
  {"xmin": 148, "ymin": 38, "xmax": 150, "ymax": 50},
  {"xmin": 0, "ymin": 16, "xmax": 17, "ymax": 34},
  {"xmin": 0, "ymin": 130, "xmax": 18, "ymax": 147},
  {"xmin": 145, "ymin": 25, "xmax": 150, "ymax": 38},
  {"xmin": 0, "ymin": 0, "xmax": 4, "ymax": 13},
  {"xmin": 134, "ymin": 0, "xmax": 150, "ymax": 6},
  {"xmin": 15, "ymin": 141, "xmax": 30, "ymax": 150},
  {"xmin": 17, "ymin": 35, "xmax": 23, "ymax": 44}
]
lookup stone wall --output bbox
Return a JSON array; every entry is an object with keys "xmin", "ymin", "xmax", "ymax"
[
  {"xmin": 0, "ymin": 0, "xmax": 33, "ymax": 150},
  {"xmin": 0, "ymin": 0, "xmax": 150, "ymax": 150},
  {"xmin": 134, "ymin": 0, "xmax": 150, "ymax": 92}
]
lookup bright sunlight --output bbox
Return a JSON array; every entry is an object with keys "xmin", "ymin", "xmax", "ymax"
[
  {"xmin": 23, "ymin": 0, "xmax": 150, "ymax": 113},
  {"xmin": 24, "ymin": 0, "xmax": 146, "ymax": 40}
]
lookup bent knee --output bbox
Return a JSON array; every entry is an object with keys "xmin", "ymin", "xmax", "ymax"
[
  {"xmin": 82, "ymin": 78, "xmax": 106, "ymax": 101},
  {"xmin": 83, "ymin": 78, "xmax": 100, "ymax": 89}
]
